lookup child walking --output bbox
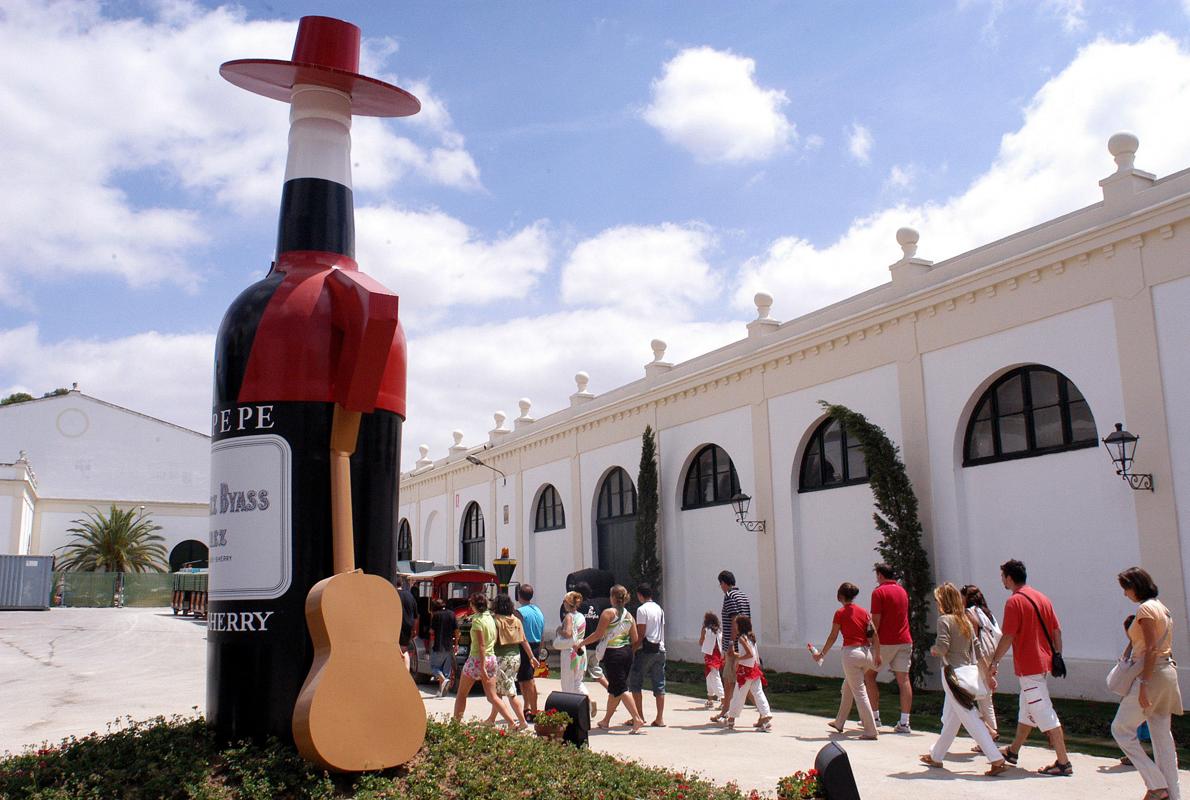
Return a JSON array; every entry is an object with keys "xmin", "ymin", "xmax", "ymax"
[
  {"xmin": 699, "ymin": 612, "xmax": 724, "ymax": 708},
  {"xmin": 721, "ymin": 615, "xmax": 772, "ymax": 731}
]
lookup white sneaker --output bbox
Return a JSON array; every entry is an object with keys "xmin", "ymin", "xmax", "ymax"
[
  {"xmin": 893, "ymin": 721, "xmax": 912, "ymax": 734},
  {"xmin": 873, "ymin": 715, "xmax": 882, "ymax": 729}
]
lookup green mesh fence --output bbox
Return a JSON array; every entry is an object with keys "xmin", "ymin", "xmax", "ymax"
[{"xmin": 54, "ymin": 572, "xmax": 172, "ymax": 607}]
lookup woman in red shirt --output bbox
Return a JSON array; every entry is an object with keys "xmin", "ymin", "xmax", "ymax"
[{"xmin": 809, "ymin": 582, "xmax": 882, "ymax": 739}]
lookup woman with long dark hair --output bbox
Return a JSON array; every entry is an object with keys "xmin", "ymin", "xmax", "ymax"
[
  {"xmin": 961, "ymin": 583, "xmax": 1001, "ymax": 740},
  {"xmin": 1112, "ymin": 567, "xmax": 1182, "ymax": 800},
  {"xmin": 579, "ymin": 584, "xmax": 646, "ymax": 733},
  {"xmin": 452, "ymin": 592, "xmax": 517, "ymax": 727}
]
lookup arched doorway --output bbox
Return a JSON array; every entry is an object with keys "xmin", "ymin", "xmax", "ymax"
[
  {"xmin": 397, "ymin": 518, "xmax": 413, "ymax": 562},
  {"xmin": 460, "ymin": 502, "xmax": 485, "ymax": 566},
  {"xmin": 595, "ymin": 467, "xmax": 637, "ymax": 586},
  {"xmin": 169, "ymin": 539, "xmax": 209, "ymax": 571}
]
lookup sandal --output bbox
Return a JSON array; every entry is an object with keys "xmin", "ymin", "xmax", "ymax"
[
  {"xmin": 1037, "ymin": 761, "xmax": 1073, "ymax": 777},
  {"xmin": 985, "ymin": 761, "xmax": 1008, "ymax": 777},
  {"xmin": 919, "ymin": 754, "xmax": 944, "ymax": 768},
  {"xmin": 1143, "ymin": 791, "xmax": 1171, "ymax": 800},
  {"xmin": 1000, "ymin": 747, "xmax": 1018, "ymax": 765},
  {"xmin": 827, "ymin": 721, "xmax": 845, "ymax": 734},
  {"xmin": 710, "ymin": 711, "xmax": 727, "ymax": 723}
]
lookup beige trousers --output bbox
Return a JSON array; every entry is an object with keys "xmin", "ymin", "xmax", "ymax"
[{"xmin": 834, "ymin": 645, "xmax": 878, "ymax": 736}]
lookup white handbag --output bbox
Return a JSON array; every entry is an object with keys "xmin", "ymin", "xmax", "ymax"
[
  {"xmin": 951, "ymin": 663, "xmax": 990, "ymax": 699},
  {"xmin": 1107, "ymin": 655, "xmax": 1143, "ymax": 697}
]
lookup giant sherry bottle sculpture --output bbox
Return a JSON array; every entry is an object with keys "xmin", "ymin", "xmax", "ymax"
[{"xmin": 209, "ymin": 16, "xmax": 425, "ymax": 763}]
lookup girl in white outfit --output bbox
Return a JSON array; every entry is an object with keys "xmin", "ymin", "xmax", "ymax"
[
  {"xmin": 558, "ymin": 591, "xmax": 588, "ymax": 698},
  {"xmin": 699, "ymin": 612, "xmax": 724, "ymax": 708},
  {"xmin": 722, "ymin": 615, "xmax": 772, "ymax": 731},
  {"xmin": 920, "ymin": 583, "xmax": 1007, "ymax": 777}
]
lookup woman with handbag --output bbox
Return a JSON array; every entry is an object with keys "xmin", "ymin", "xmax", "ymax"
[
  {"xmin": 485, "ymin": 593, "xmax": 538, "ymax": 729},
  {"xmin": 962, "ymin": 584, "xmax": 1001, "ymax": 740},
  {"xmin": 579, "ymin": 584, "xmax": 647, "ymax": 734},
  {"xmin": 1111, "ymin": 567, "xmax": 1182, "ymax": 800},
  {"xmin": 808, "ymin": 581, "xmax": 881, "ymax": 739},
  {"xmin": 920, "ymin": 582, "xmax": 1007, "ymax": 776},
  {"xmin": 557, "ymin": 591, "xmax": 589, "ymax": 700}
]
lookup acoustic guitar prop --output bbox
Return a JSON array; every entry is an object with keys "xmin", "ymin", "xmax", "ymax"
[{"xmin": 293, "ymin": 406, "xmax": 426, "ymax": 771}]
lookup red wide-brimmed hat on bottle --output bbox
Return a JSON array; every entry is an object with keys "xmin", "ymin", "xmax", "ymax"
[{"xmin": 220, "ymin": 15, "xmax": 420, "ymax": 117}]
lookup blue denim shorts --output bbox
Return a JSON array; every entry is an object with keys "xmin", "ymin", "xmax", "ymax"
[
  {"xmin": 627, "ymin": 649, "xmax": 666, "ymax": 694},
  {"xmin": 430, "ymin": 649, "xmax": 453, "ymax": 679}
]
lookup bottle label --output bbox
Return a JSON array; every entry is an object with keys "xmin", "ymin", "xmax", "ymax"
[{"xmin": 208, "ymin": 434, "xmax": 293, "ymax": 600}]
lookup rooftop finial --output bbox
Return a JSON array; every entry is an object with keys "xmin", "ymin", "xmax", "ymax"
[
  {"xmin": 645, "ymin": 339, "xmax": 673, "ymax": 377},
  {"xmin": 754, "ymin": 292, "xmax": 773, "ymax": 320},
  {"xmin": 651, "ymin": 339, "xmax": 667, "ymax": 362},
  {"xmin": 494, "ymin": 411, "xmax": 507, "ymax": 428},
  {"xmin": 515, "ymin": 398, "xmax": 535, "ymax": 430},
  {"xmin": 488, "ymin": 411, "xmax": 510, "ymax": 443},
  {"xmin": 575, "ymin": 372, "xmax": 590, "ymax": 393},
  {"xmin": 747, "ymin": 291, "xmax": 780, "ymax": 338},
  {"xmin": 896, "ymin": 227, "xmax": 919, "ymax": 259},
  {"xmin": 415, "ymin": 444, "xmax": 432, "ymax": 469},
  {"xmin": 448, "ymin": 430, "xmax": 468, "ymax": 457},
  {"xmin": 1108, "ymin": 131, "xmax": 1139, "ymax": 172},
  {"xmin": 452, "ymin": 430, "xmax": 464, "ymax": 447}
]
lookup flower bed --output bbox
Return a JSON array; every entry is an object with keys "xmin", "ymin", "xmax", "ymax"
[{"xmin": 0, "ymin": 714, "xmax": 778, "ymax": 799}]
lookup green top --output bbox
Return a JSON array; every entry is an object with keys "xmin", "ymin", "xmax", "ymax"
[
  {"xmin": 606, "ymin": 608, "xmax": 633, "ymax": 649},
  {"xmin": 470, "ymin": 610, "xmax": 496, "ymax": 658}
]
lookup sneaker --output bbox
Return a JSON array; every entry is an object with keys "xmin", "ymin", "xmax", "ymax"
[
  {"xmin": 873, "ymin": 715, "xmax": 883, "ymax": 729},
  {"xmin": 893, "ymin": 721, "xmax": 912, "ymax": 734}
]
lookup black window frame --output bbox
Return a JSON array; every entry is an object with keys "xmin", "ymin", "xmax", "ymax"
[
  {"xmin": 962, "ymin": 365, "xmax": 1098, "ymax": 467},
  {"xmin": 460, "ymin": 502, "xmax": 485, "ymax": 566},
  {"xmin": 798, "ymin": 417, "xmax": 870, "ymax": 493},
  {"xmin": 596, "ymin": 467, "xmax": 637, "ymax": 521},
  {"xmin": 397, "ymin": 518, "xmax": 413, "ymax": 561},
  {"xmin": 681, "ymin": 444, "xmax": 742, "ymax": 510},
  {"xmin": 534, "ymin": 484, "xmax": 566, "ymax": 532}
]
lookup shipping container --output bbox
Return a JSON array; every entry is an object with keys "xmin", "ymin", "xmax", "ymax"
[{"xmin": 0, "ymin": 554, "xmax": 54, "ymax": 610}]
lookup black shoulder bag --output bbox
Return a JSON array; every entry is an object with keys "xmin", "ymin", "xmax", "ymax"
[{"xmin": 1020, "ymin": 592, "xmax": 1067, "ymax": 678}]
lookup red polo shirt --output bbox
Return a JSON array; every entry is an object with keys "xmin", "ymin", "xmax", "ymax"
[
  {"xmin": 870, "ymin": 580, "xmax": 912, "ymax": 645},
  {"xmin": 834, "ymin": 603, "xmax": 873, "ymax": 647},
  {"xmin": 1001, "ymin": 586, "xmax": 1060, "ymax": 677}
]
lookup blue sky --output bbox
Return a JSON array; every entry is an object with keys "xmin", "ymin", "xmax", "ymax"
[{"xmin": 1, "ymin": 0, "xmax": 1189, "ymax": 468}]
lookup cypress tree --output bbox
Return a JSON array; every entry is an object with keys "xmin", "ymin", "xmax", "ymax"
[
  {"xmin": 820, "ymin": 401, "xmax": 933, "ymax": 688},
  {"xmin": 630, "ymin": 425, "xmax": 662, "ymax": 600}
]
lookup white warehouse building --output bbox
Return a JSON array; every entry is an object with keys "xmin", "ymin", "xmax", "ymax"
[
  {"xmin": 398, "ymin": 134, "xmax": 1190, "ymax": 701},
  {"xmin": 0, "ymin": 392, "xmax": 211, "ymax": 569}
]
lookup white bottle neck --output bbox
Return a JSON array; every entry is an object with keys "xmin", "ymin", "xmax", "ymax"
[{"xmin": 283, "ymin": 84, "xmax": 353, "ymax": 189}]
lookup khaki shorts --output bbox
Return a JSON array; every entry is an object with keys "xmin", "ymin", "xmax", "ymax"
[{"xmin": 876, "ymin": 643, "xmax": 912, "ymax": 674}]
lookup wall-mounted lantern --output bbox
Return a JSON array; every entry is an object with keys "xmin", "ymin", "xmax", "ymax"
[
  {"xmin": 1102, "ymin": 423, "xmax": 1154, "ymax": 492},
  {"xmin": 729, "ymin": 492, "xmax": 767, "ymax": 533}
]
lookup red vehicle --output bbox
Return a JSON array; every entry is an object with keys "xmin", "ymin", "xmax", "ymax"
[{"xmin": 402, "ymin": 568, "xmax": 498, "ymax": 684}]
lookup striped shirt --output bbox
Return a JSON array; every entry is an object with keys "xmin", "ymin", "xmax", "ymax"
[{"xmin": 721, "ymin": 587, "xmax": 752, "ymax": 652}]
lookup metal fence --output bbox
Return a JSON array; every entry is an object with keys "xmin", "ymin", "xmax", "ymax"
[{"xmin": 53, "ymin": 572, "xmax": 173, "ymax": 608}]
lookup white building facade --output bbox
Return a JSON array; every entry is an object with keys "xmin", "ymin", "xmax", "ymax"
[
  {"xmin": 0, "ymin": 392, "xmax": 211, "ymax": 568},
  {"xmin": 399, "ymin": 134, "xmax": 1190, "ymax": 700}
]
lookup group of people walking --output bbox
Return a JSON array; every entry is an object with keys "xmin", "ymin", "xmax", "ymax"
[{"xmin": 435, "ymin": 558, "xmax": 1182, "ymax": 800}]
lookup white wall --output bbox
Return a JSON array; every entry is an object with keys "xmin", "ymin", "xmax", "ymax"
[
  {"xmin": 924, "ymin": 301, "xmax": 1138, "ymax": 664},
  {"xmin": 1154, "ymin": 275, "xmax": 1190, "ymax": 627},
  {"xmin": 0, "ymin": 394, "xmax": 208, "ymax": 505},
  {"xmin": 660, "ymin": 405, "xmax": 758, "ymax": 655},
  {"xmin": 768, "ymin": 363, "xmax": 900, "ymax": 674},
  {"xmin": 578, "ymin": 436, "xmax": 643, "ymax": 571},
  {"xmin": 521, "ymin": 458, "xmax": 573, "ymax": 606}
]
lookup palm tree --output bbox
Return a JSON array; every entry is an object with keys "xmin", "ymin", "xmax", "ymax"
[{"xmin": 56, "ymin": 505, "xmax": 168, "ymax": 606}]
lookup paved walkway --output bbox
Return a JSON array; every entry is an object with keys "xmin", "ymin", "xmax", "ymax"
[{"xmin": 0, "ymin": 608, "xmax": 1182, "ymax": 799}]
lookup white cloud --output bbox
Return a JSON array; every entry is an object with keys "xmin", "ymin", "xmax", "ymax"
[
  {"xmin": 402, "ymin": 310, "xmax": 742, "ymax": 466},
  {"xmin": 1044, "ymin": 0, "xmax": 1087, "ymax": 32},
  {"xmin": 804, "ymin": 134, "xmax": 825, "ymax": 151},
  {"xmin": 885, "ymin": 164, "xmax": 916, "ymax": 190},
  {"xmin": 560, "ymin": 224, "xmax": 718, "ymax": 317},
  {"xmin": 0, "ymin": 325, "xmax": 214, "ymax": 434},
  {"xmin": 735, "ymin": 35, "xmax": 1190, "ymax": 319},
  {"xmin": 0, "ymin": 0, "xmax": 480, "ymax": 305},
  {"xmin": 643, "ymin": 46, "xmax": 794, "ymax": 163},
  {"xmin": 356, "ymin": 206, "xmax": 551, "ymax": 329},
  {"xmin": 847, "ymin": 123, "xmax": 873, "ymax": 164}
]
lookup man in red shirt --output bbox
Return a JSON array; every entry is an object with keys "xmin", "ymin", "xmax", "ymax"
[
  {"xmin": 864, "ymin": 563, "xmax": 914, "ymax": 733},
  {"xmin": 989, "ymin": 558, "xmax": 1072, "ymax": 777}
]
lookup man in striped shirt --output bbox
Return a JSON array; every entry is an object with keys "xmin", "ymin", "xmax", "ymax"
[{"xmin": 716, "ymin": 570, "xmax": 752, "ymax": 716}]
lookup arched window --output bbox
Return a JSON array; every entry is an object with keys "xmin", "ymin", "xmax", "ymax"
[
  {"xmin": 964, "ymin": 365, "xmax": 1097, "ymax": 466},
  {"xmin": 682, "ymin": 444, "xmax": 741, "ymax": 509},
  {"xmin": 799, "ymin": 417, "xmax": 869, "ymax": 492},
  {"xmin": 169, "ymin": 540, "xmax": 209, "ymax": 571},
  {"xmin": 397, "ymin": 518, "xmax": 412, "ymax": 561},
  {"xmin": 597, "ymin": 467, "xmax": 637, "ymax": 520},
  {"xmin": 534, "ymin": 484, "xmax": 566, "ymax": 532},
  {"xmin": 460, "ymin": 502, "xmax": 485, "ymax": 566},
  {"xmin": 595, "ymin": 467, "xmax": 637, "ymax": 585}
]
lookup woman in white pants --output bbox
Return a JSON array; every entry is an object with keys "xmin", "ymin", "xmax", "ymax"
[
  {"xmin": 920, "ymin": 583, "xmax": 1007, "ymax": 777},
  {"xmin": 558, "ymin": 591, "xmax": 589, "ymax": 698},
  {"xmin": 1112, "ymin": 567, "xmax": 1182, "ymax": 800},
  {"xmin": 809, "ymin": 582, "xmax": 880, "ymax": 739},
  {"xmin": 961, "ymin": 584, "xmax": 1000, "ymax": 740}
]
